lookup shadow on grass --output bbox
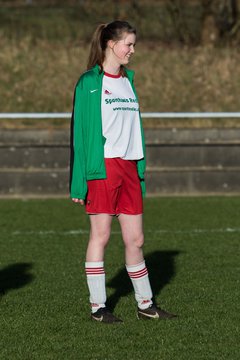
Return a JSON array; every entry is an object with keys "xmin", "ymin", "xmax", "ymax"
[
  {"xmin": 0, "ymin": 263, "xmax": 34, "ymax": 298},
  {"xmin": 106, "ymin": 250, "xmax": 180, "ymax": 311}
]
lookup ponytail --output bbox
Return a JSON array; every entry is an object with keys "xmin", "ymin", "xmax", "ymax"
[
  {"xmin": 87, "ymin": 21, "xmax": 136, "ymax": 74},
  {"xmin": 87, "ymin": 23, "xmax": 106, "ymax": 72}
]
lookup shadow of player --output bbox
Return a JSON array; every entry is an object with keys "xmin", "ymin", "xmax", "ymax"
[
  {"xmin": 106, "ymin": 250, "xmax": 180, "ymax": 311},
  {"xmin": 0, "ymin": 263, "xmax": 34, "ymax": 298}
]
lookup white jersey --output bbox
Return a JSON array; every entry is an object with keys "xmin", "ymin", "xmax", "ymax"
[{"xmin": 101, "ymin": 72, "xmax": 144, "ymax": 160}]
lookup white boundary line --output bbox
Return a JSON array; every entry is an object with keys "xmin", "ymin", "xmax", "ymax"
[
  {"xmin": 9, "ymin": 227, "xmax": 240, "ymax": 236},
  {"xmin": 1, "ymin": 112, "xmax": 240, "ymax": 119}
]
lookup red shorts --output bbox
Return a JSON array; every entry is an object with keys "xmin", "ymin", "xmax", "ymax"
[{"xmin": 86, "ymin": 158, "xmax": 143, "ymax": 215}]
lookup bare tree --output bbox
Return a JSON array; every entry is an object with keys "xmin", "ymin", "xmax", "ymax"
[
  {"xmin": 167, "ymin": 0, "xmax": 194, "ymax": 44},
  {"xmin": 217, "ymin": 0, "xmax": 238, "ymax": 34},
  {"xmin": 201, "ymin": 0, "xmax": 239, "ymax": 44}
]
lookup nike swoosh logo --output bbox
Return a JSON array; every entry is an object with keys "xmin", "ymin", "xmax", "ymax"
[
  {"xmin": 92, "ymin": 315, "xmax": 103, "ymax": 321},
  {"xmin": 90, "ymin": 89, "xmax": 98, "ymax": 93},
  {"xmin": 138, "ymin": 311, "xmax": 159, "ymax": 319}
]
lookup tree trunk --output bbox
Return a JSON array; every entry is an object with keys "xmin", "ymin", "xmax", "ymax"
[
  {"xmin": 201, "ymin": 0, "xmax": 239, "ymax": 44},
  {"xmin": 201, "ymin": 0, "xmax": 219, "ymax": 45}
]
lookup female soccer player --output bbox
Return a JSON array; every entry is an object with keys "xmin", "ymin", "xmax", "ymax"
[{"xmin": 70, "ymin": 20, "xmax": 177, "ymax": 323}]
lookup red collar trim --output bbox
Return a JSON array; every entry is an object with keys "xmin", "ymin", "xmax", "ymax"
[{"xmin": 104, "ymin": 71, "xmax": 121, "ymax": 79}]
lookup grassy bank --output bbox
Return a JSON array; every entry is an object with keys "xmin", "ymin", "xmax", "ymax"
[
  {"xmin": 1, "ymin": 1, "xmax": 240, "ymax": 128},
  {"xmin": 1, "ymin": 37, "xmax": 240, "ymax": 128}
]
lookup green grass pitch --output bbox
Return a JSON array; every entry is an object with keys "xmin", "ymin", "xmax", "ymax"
[{"xmin": 0, "ymin": 197, "xmax": 239, "ymax": 360}]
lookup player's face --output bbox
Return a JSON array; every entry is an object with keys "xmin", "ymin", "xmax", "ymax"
[{"xmin": 111, "ymin": 32, "xmax": 136, "ymax": 65}]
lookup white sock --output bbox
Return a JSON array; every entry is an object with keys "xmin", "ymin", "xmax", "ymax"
[
  {"xmin": 85, "ymin": 261, "xmax": 106, "ymax": 313},
  {"xmin": 126, "ymin": 260, "xmax": 153, "ymax": 310}
]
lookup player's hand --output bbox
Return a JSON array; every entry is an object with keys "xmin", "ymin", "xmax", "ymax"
[{"xmin": 72, "ymin": 198, "xmax": 84, "ymax": 205}]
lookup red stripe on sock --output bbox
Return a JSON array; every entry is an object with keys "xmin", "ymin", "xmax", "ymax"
[
  {"xmin": 128, "ymin": 267, "xmax": 148, "ymax": 279},
  {"xmin": 85, "ymin": 269, "xmax": 105, "ymax": 272},
  {"xmin": 85, "ymin": 267, "xmax": 105, "ymax": 275},
  {"xmin": 129, "ymin": 271, "xmax": 148, "ymax": 279}
]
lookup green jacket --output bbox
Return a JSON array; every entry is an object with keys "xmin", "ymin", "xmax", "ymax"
[{"xmin": 69, "ymin": 64, "xmax": 146, "ymax": 200}]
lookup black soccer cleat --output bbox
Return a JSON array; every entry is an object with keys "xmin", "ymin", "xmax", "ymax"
[
  {"xmin": 137, "ymin": 304, "xmax": 177, "ymax": 320},
  {"xmin": 91, "ymin": 307, "xmax": 123, "ymax": 324}
]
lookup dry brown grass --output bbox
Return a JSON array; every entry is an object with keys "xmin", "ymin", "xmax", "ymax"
[
  {"xmin": 1, "ymin": 37, "xmax": 240, "ymax": 128},
  {"xmin": 132, "ymin": 43, "xmax": 240, "ymax": 113}
]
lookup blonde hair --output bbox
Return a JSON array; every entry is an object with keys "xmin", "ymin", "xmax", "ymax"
[{"xmin": 87, "ymin": 20, "xmax": 136, "ymax": 76}]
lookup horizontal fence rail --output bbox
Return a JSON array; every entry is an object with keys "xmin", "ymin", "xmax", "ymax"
[{"xmin": 1, "ymin": 112, "xmax": 240, "ymax": 119}]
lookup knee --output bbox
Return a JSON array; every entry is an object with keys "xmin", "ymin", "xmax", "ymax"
[
  {"xmin": 90, "ymin": 229, "xmax": 110, "ymax": 248},
  {"xmin": 126, "ymin": 233, "xmax": 144, "ymax": 249},
  {"xmin": 135, "ymin": 233, "xmax": 144, "ymax": 248}
]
